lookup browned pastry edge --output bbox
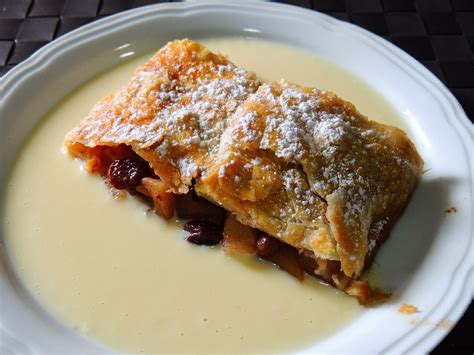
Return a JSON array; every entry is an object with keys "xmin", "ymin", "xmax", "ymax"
[{"xmin": 364, "ymin": 183, "xmax": 419, "ymax": 270}]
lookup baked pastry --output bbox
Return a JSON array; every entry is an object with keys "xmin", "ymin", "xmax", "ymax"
[
  {"xmin": 199, "ymin": 81, "xmax": 423, "ymax": 277},
  {"xmin": 65, "ymin": 38, "xmax": 260, "ymax": 192},
  {"xmin": 65, "ymin": 39, "xmax": 423, "ymax": 304}
]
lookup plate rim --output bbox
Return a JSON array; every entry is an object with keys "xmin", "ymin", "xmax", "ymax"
[{"xmin": 1, "ymin": 2, "xmax": 473, "ymax": 354}]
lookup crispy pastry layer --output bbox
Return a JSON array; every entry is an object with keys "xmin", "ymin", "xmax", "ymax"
[
  {"xmin": 65, "ymin": 39, "xmax": 423, "ymax": 280},
  {"xmin": 199, "ymin": 82, "xmax": 423, "ymax": 277},
  {"xmin": 65, "ymin": 39, "xmax": 260, "ymax": 193}
]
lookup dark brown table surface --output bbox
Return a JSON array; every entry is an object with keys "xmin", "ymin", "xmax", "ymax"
[{"xmin": 0, "ymin": 0, "xmax": 472, "ymax": 353}]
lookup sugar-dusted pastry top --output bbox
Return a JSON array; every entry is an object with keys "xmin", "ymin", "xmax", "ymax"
[
  {"xmin": 65, "ymin": 39, "xmax": 260, "ymax": 193},
  {"xmin": 65, "ymin": 39, "xmax": 423, "ymax": 280},
  {"xmin": 199, "ymin": 82, "xmax": 423, "ymax": 277}
]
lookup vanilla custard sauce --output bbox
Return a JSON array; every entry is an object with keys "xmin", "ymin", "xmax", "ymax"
[{"xmin": 3, "ymin": 38, "xmax": 405, "ymax": 353}]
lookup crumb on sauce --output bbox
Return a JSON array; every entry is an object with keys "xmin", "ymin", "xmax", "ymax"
[
  {"xmin": 399, "ymin": 304, "xmax": 418, "ymax": 314},
  {"xmin": 444, "ymin": 207, "xmax": 457, "ymax": 213},
  {"xmin": 436, "ymin": 318, "xmax": 453, "ymax": 329},
  {"xmin": 409, "ymin": 317, "xmax": 453, "ymax": 330}
]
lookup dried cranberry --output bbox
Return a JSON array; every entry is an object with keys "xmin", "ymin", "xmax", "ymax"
[
  {"xmin": 107, "ymin": 157, "xmax": 149, "ymax": 190},
  {"xmin": 256, "ymin": 235, "xmax": 279, "ymax": 256},
  {"xmin": 184, "ymin": 221, "xmax": 223, "ymax": 246}
]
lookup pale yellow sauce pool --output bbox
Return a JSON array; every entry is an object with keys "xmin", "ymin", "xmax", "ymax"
[{"xmin": 3, "ymin": 38, "xmax": 404, "ymax": 353}]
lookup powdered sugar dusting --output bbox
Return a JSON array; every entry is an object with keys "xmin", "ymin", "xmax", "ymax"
[
  {"xmin": 368, "ymin": 218, "xmax": 389, "ymax": 252},
  {"xmin": 66, "ymin": 39, "xmax": 260, "ymax": 188},
  {"xmin": 178, "ymin": 158, "xmax": 197, "ymax": 178},
  {"xmin": 258, "ymin": 85, "xmax": 322, "ymax": 161}
]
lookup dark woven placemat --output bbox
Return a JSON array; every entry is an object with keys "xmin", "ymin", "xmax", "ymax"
[{"xmin": 0, "ymin": 0, "xmax": 472, "ymax": 353}]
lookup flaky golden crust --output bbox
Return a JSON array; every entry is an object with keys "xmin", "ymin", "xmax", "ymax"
[
  {"xmin": 65, "ymin": 39, "xmax": 260, "ymax": 193},
  {"xmin": 199, "ymin": 82, "xmax": 422, "ymax": 277},
  {"xmin": 64, "ymin": 39, "xmax": 423, "ymax": 280}
]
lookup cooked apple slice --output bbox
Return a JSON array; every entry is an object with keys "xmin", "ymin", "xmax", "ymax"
[
  {"xmin": 222, "ymin": 214, "xmax": 257, "ymax": 254},
  {"xmin": 257, "ymin": 234, "xmax": 304, "ymax": 282},
  {"xmin": 141, "ymin": 178, "xmax": 175, "ymax": 220}
]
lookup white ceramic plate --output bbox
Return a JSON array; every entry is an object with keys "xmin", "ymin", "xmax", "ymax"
[{"xmin": 1, "ymin": 2, "xmax": 472, "ymax": 353}]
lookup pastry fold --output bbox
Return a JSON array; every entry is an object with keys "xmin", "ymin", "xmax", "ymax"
[
  {"xmin": 65, "ymin": 39, "xmax": 423, "ymax": 291},
  {"xmin": 199, "ymin": 82, "xmax": 423, "ymax": 277}
]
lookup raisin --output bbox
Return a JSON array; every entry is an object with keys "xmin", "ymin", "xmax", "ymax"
[
  {"xmin": 184, "ymin": 220, "xmax": 223, "ymax": 246},
  {"xmin": 256, "ymin": 234, "xmax": 279, "ymax": 257},
  {"xmin": 107, "ymin": 157, "xmax": 149, "ymax": 190}
]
